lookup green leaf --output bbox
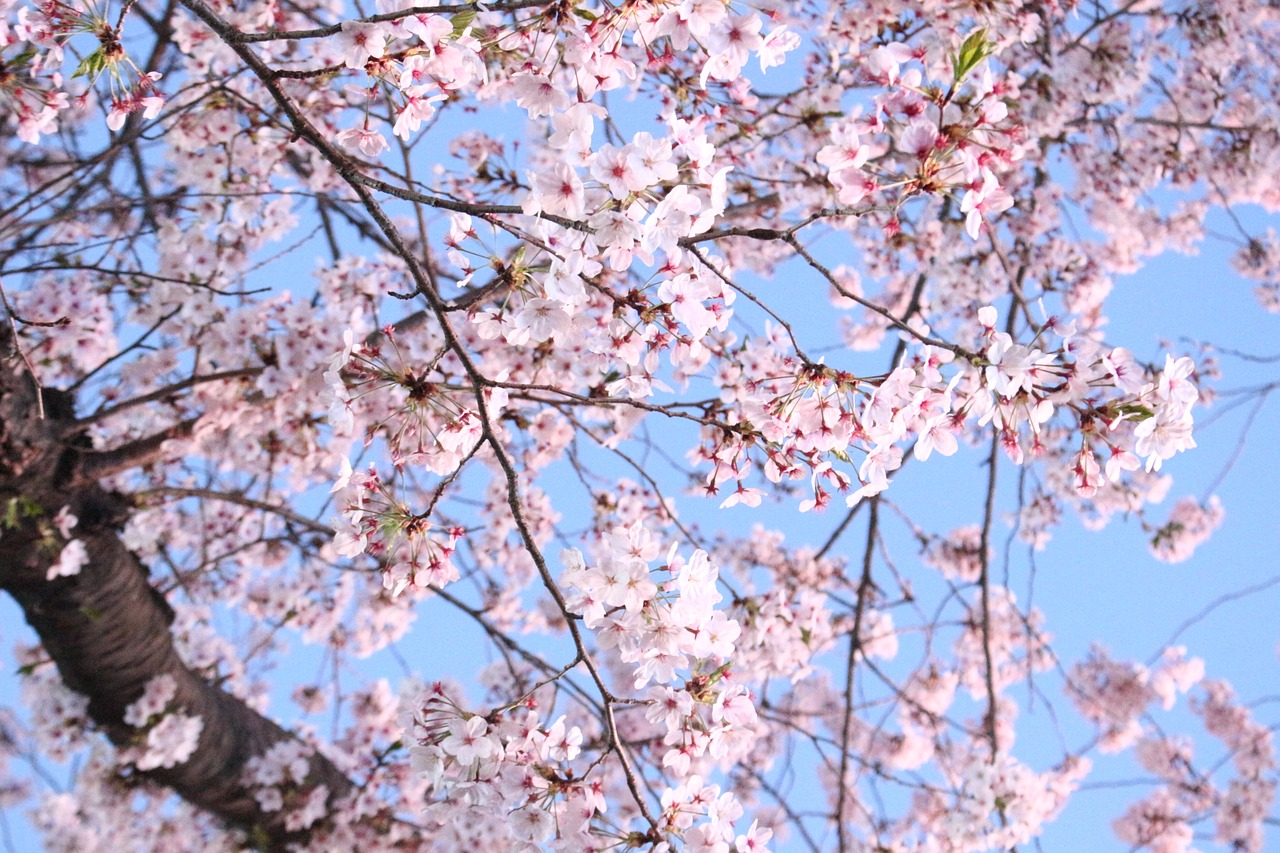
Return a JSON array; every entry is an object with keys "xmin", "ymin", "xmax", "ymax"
[
  {"xmin": 3, "ymin": 497, "xmax": 42, "ymax": 530},
  {"xmin": 6, "ymin": 46, "xmax": 37, "ymax": 71},
  {"xmin": 72, "ymin": 48, "xmax": 107, "ymax": 81},
  {"xmin": 952, "ymin": 29, "xmax": 993, "ymax": 84},
  {"xmin": 450, "ymin": 9, "xmax": 476, "ymax": 38},
  {"xmin": 1113, "ymin": 403, "xmax": 1155, "ymax": 421}
]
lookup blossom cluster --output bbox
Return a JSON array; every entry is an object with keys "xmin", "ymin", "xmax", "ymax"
[
  {"xmin": 1068, "ymin": 646, "xmax": 1205, "ymax": 754},
  {"xmin": 1149, "ymin": 495, "xmax": 1225, "ymax": 563},
  {"xmin": 3, "ymin": 0, "xmax": 1277, "ymax": 848},
  {"xmin": 691, "ymin": 304, "xmax": 1202, "ymax": 517},
  {"xmin": 399, "ymin": 681, "xmax": 604, "ymax": 850},
  {"xmin": 119, "ymin": 674, "xmax": 204, "ymax": 771},
  {"xmin": 562, "ymin": 530, "xmax": 762, "ymax": 762},
  {"xmin": 938, "ymin": 752, "xmax": 1089, "ymax": 852},
  {"xmin": 243, "ymin": 739, "xmax": 332, "ymax": 831},
  {"xmin": 330, "ymin": 459, "xmax": 462, "ymax": 597},
  {"xmin": 816, "ymin": 41, "xmax": 1019, "ymax": 239},
  {"xmin": 8, "ymin": 0, "xmax": 165, "ymax": 139},
  {"xmin": 45, "ymin": 507, "xmax": 87, "ymax": 581},
  {"xmin": 1110, "ymin": 676, "xmax": 1277, "ymax": 853}
]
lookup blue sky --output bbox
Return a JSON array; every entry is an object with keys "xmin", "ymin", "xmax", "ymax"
[{"xmin": 3, "ymin": 11, "xmax": 1280, "ymax": 852}]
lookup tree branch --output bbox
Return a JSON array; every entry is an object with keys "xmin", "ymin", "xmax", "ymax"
[{"xmin": 0, "ymin": 354, "xmax": 358, "ymax": 850}]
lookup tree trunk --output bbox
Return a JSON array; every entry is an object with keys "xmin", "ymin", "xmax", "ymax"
[{"xmin": 0, "ymin": 346, "xmax": 354, "ymax": 849}]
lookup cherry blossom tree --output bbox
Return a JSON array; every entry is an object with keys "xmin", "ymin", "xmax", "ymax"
[{"xmin": 0, "ymin": 0, "xmax": 1277, "ymax": 850}]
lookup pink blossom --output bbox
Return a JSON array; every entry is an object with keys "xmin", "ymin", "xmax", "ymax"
[
  {"xmin": 1134, "ymin": 406, "xmax": 1196, "ymax": 471},
  {"xmin": 440, "ymin": 715, "xmax": 498, "ymax": 766},
  {"xmin": 135, "ymin": 713, "xmax": 203, "ymax": 770},
  {"xmin": 961, "ymin": 169, "xmax": 1015, "ymax": 238},
  {"xmin": 524, "ymin": 162, "xmax": 586, "ymax": 219},
  {"xmin": 46, "ymin": 539, "xmax": 87, "ymax": 580},
  {"xmin": 758, "ymin": 25, "xmax": 799, "ymax": 71},
  {"xmin": 510, "ymin": 72, "xmax": 570, "ymax": 118},
  {"xmin": 336, "ymin": 125, "xmax": 390, "ymax": 158},
  {"xmin": 336, "ymin": 21, "xmax": 388, "ymax": 70},
  {"xmin": 509, "ymin": 297, "xmax": 568, "ymax": 343}
]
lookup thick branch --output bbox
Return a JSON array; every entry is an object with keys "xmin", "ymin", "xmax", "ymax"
[{"xmin": 0, "ymin": 356, "xmax": 355, "ymax": 849}]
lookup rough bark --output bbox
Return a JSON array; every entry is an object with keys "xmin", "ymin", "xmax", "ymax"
[{"xmin": 0, "ymin": 344, "xmax": 354, "ymax": 849}]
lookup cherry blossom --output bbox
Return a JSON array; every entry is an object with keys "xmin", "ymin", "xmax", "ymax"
[{"xmin": 1, "ymin": 0, "xmax": 1278, "ymax": 850}]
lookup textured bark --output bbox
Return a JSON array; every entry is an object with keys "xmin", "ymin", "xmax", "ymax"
[{"xmin": 0, "ymin": 348, "xmax": 354, "ymax": 849}]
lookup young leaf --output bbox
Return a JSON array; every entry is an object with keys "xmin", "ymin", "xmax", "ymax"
[
  {"xmin": 72, "ymin": 48, "xmax": 107, "ymax": 81},
  {"xmin": 952, "ymin": 29, "xmax": 993, "ymax": 84},
  {"xmin": 450, "ymin": 9, "xmax": 476, "ymax": 38}
]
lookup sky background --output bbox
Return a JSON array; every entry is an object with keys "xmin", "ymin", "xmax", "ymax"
[
  {"xmin": 3, "ymin": 13, "xmax": 1280, "ymax": 853},
  {"xmin": 3, "ymin": 259, "xmax": 1275, "ymax": 852}
]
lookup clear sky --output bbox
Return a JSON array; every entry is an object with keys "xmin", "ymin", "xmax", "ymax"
[{"xmin": 3, "ymin": 15, "xmax": 1279, "ymax": 853}]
